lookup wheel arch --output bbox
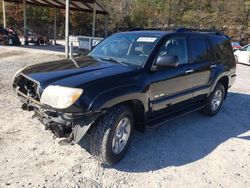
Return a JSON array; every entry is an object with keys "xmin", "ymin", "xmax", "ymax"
[
  {"xmin": 211, "ymin": 75, "xmax": 229, "ymax": 99},
  {"xmin": 92, "ymin": 99, "xmax": 147, "ymax": 133},
  {"xmin": 117, "ymin": 99, "xmax": 146, "ymax": 132}
]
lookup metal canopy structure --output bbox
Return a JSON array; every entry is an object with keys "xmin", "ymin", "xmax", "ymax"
[
  {"xmin": 4, "ymin": 0, "xmax": 108, "ymax": 14},
  {"xmin": 2, "ymin": 0, "xmax": 109, "ymax": 57}
]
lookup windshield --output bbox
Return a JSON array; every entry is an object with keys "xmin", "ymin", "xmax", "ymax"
[{"xmin": 89, "ymin": 33, "xmax": 161, "ymax": 67}]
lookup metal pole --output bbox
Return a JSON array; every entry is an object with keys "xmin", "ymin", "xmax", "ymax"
[
  {"xmin": 70, "ymin": 41, "xmax": 73, "ymax": 59},
  {"xmin": 2, "ymin": 0, "xmax": 6, "ymax": 28},
  {"xmin": 23, "ymin": 0, "xmax": 27, "ymax": 45},
  {"xmin": 168, "ymin": 0, "xmax": 172, "ymax": 26},
  {"xmin": 65, "ymin": 0, "xmax": 70, "ymax": 58},
  {"xmin": 54, "ymin": 9, "xmax": 57, "ymax": 45},
  {"xmin": 105, "ymin": 14, "xmax": 109, "ymax": 38},
  {"xmin": 92, "ymin": 0, "xmax": 96, "ymax": 37}
]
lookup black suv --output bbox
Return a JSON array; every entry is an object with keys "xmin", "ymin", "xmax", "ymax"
[{"xmin": 13, "ymin": 28, "xmax": 236, "ymax": 165}]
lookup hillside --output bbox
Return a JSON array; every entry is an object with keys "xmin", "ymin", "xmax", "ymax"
[{"xmin": 0, "ymin": 0, "xmax": 249, "ymax": 44}]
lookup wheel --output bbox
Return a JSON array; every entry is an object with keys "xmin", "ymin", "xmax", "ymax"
[
  {"xmin": 203, "ymin": 83, "xmax": 225, "ymax": 116},
  {"xmin": 235, "ymin": 55, "xmax": 238, "ymax": 63},
  {"xmin": 89, "ymin": 105, "xmax": 134, "ymax": 165}
]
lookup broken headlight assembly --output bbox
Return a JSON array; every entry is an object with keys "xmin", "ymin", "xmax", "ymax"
[{"xmin": 40, "ymin": 85, "xmax": 83, "ymax": 109}]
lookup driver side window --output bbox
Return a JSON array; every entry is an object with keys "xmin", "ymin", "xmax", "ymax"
[{"xmin": 159, "ymin": 37, "xmax": 189, "ymax": 65}]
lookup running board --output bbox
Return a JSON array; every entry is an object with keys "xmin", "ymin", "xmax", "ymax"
[{"xmin": 147, "ymin": 104, "xmax": 205, "ymax": 129}]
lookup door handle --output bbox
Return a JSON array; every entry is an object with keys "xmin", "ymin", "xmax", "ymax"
[
  {"xmin": 185, "ymin": 69, "xmax": 194, "ymax": 74},
  {"xmin": 211, "ymin": 64, "xmax": 217, "ymax": 68}
]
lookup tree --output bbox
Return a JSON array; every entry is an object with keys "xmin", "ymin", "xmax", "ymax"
[{"xmin": 0, "ymin": 0, "xmax": 249, "ymax": 43}]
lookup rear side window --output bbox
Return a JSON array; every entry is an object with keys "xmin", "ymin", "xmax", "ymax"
[
  {"xmin": 190, "ymin": 37, "xmax": 213, "ymax": 62},
  {"xmin": 211, "ymin": 37, "xmax": 234, "ymax": 60}
]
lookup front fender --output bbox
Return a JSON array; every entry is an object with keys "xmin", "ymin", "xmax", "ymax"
[{"xmin": 88, "ymin": 84, "xmax": 149, "ymax": 112}]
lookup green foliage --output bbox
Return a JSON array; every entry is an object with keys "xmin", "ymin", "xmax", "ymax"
[{"xmin": 0, "ymin": 1, "xmax": 2, "ymax": 25}]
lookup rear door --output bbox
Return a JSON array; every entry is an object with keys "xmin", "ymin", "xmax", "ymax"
[{"xmin": 188, "ymin": 37, "xmax": 215, "ymax": 99}]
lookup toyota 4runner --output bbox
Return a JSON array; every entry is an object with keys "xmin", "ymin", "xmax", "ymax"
[{"xmin": 12, "ymin": 28, "xmax": 236, "ymax": 165}]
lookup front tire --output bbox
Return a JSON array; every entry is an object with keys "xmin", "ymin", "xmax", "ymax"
[
  {"xmin": 203, "ymin": 83, "xmax": 225, "ymax": 116},
  {"xmin": 89, "ymin": 105, "xmax": 134, "ymax": 165}
]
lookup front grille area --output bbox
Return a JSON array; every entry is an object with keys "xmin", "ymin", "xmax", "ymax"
[{"xmin": 15, "ymin": 74, "xmax": 40, "ymax": 101}]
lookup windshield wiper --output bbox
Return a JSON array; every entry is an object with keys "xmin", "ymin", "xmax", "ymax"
[{"xmin": 98, "ymin": 57, "xmax": 129, "ymax": 66}]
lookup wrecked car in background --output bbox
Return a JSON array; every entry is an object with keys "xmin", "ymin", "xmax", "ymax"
[{"xmin": 0, "ymin": 27, "xmax": 21, "ymax": 46}]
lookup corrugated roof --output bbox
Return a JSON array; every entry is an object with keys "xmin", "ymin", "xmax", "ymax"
[{"xmin": 4, "ymin": 0, "xmax": 108, "ymax": 15}]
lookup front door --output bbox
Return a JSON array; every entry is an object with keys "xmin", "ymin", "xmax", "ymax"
[{"xmin": 150, "ymin": 36, "xmax": 194, "ymax": 114}]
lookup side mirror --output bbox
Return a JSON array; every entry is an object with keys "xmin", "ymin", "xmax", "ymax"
[{"xmin": 155, "ymin": 54, "xmax": 179, "ymax": 68}]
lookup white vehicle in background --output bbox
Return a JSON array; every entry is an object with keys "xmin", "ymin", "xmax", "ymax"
[{"xmin": 234, "ymin": 44, "xmax": 250, "ymax": 65}]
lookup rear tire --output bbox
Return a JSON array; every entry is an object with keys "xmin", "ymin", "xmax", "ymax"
[
  {"xmin": 89, "ymin": 105, "xmax": 134, "ymax": 165},
  {"xmin": 203, "ymin": 83, "xmax": 225, "ymax": 116}
]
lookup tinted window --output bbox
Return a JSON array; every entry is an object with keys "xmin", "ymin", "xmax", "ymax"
[
  {"xmin": 190, "ymin": 38, "xmax": 210, "ymax": 62},
  {"xmin": 206, "ymin": 40, "xmax": 215, "ymax": 60},
  {"xmin": 211, "ymin": 37, "xmax": 234, "ymax": 60},
  {"xmin": 159, "ymin": 37, "xmax": 189, "ymax": 65}
]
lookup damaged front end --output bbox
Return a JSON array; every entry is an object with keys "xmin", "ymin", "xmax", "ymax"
[{"xmin": 12, "ymin": 73, "xmax": 101, "ymax": 144}]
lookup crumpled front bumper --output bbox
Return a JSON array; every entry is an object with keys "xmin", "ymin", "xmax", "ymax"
[
  {"xmin": 13, "ymin": 72, "xmax": 103, "ymax": 143},
  {"xmin": 16, "ymin": 89, "xmax": 101, "ymax": 143}
]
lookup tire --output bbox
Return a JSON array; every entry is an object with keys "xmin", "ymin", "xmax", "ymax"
[
  {"xmin": 235, "ymin": 55, "xmax": 238, "ymax": 63},
  {"xmin": 203, "ymin": 83, "xmax": 225, "ymax": 116},
  {"xmin": 89, "ymin": 105, "xmax": 134, "ymax": 165}
]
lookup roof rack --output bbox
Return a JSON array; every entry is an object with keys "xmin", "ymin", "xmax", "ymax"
[
  {"xmin": 175, "ymin": 27, "xmax": 225, "ymax": 36},
  {"xmin": 127, "ymin": 27, "xmax": 228, "ymax": 37},
  {"xmin": 128, "ymin": 28, "xmax": 163, "ymax": 31}
]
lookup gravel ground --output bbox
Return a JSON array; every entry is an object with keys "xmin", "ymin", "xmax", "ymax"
[{"xmin": 0, "ymin": 46, "xmax": 249, "ymax": 188}]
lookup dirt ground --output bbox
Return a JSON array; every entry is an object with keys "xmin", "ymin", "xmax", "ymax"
[{"xmin": 0, "ymin": 46, "xmax": 249, "ymax": 188}]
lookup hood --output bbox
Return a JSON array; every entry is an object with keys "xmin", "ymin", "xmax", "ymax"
[{"xmin": 21, "ymin": 56, "xmax": 135, "ymax": 89}]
